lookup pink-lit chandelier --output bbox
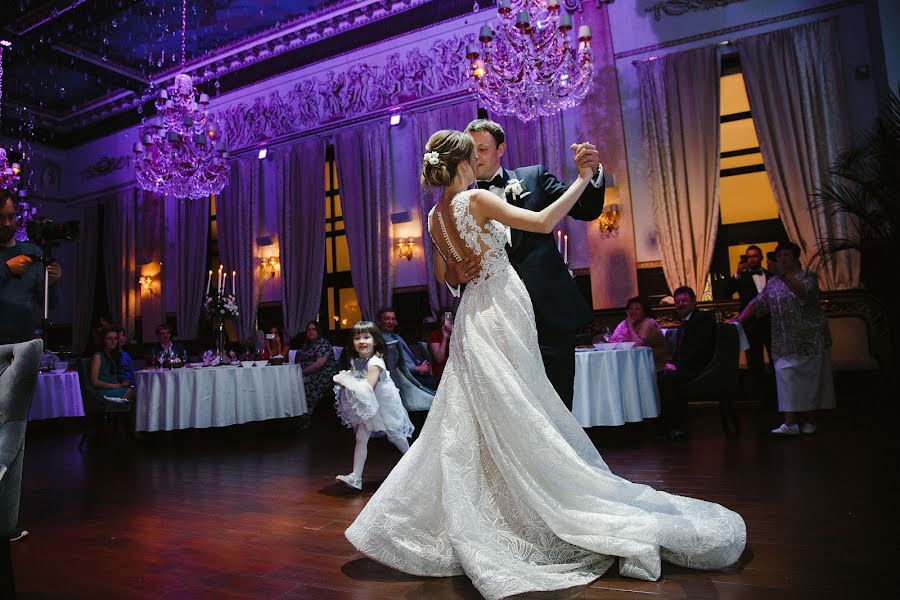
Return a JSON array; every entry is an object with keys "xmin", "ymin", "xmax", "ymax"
[
  {"xmin": 0, "ymin": 39, "xmax": 34, "ymax": 242},
  {"xmin": 133, "ymin": 0, "xmax": 229, "ymax": 199},
  {"xmin": 0, "ymin": 41, "xmax": 22, "ymax": 194},
  {"xmin": 466, "ymin": 0, "xmax": 593, "ymax": 122}
]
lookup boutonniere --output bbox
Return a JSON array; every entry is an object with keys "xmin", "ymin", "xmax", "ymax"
[{"xmin": 504, "ymin": 179, "xmax": 530, "ymax": 204}]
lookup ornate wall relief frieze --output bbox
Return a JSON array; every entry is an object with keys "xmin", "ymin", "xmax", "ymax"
[
  {"xmin": 212, "ymin": 34, "xmax": 475, "ymax": 150},
  {"xmin": 80, "ymin": 154, "xmax": 133, "ymax": 182},
  {"xmin": 644, "ymin": 0, "xmax": 749, "ymax": 21}
]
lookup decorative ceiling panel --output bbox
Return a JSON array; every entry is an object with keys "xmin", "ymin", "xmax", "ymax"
[{"xmin": 0, "ymin": 0, "xmax": 472, "ymax": 147}]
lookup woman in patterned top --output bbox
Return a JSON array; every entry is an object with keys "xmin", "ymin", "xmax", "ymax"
[
  {"xmin": 734, "ymin": 241, "xmax": 835, "ymax": 435},
  {"xmin": 294, "ymin": 321, "xmax": 339, "ymax": 414}
]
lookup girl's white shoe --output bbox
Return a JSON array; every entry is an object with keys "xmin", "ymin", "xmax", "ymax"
[
  {"xmin": 336, "ymin": 473, "xmax": 363, "ymax": 490},
  {"xmin": 771, "ymin": 423, "xmax": 800, "ymax": 435}
]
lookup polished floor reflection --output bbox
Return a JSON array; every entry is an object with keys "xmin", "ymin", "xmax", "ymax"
[{"xmin": 14, "ymin": 392, "xmax": 897, "ymax": 599}]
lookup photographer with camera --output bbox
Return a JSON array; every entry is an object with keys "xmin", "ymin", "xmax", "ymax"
[{"xmin": 0, "ymin": 189, "xmax": 62, "ymax": 346}]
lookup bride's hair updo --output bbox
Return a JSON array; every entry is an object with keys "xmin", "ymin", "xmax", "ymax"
[{"xmin": 420, "ymin": 129, "xmax": 475, "ymax": 189}]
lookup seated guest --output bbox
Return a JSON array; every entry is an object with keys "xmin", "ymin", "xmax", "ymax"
[
  {"xmin": 147, "ymin": 324, "xmax": 186, "ymax": 359},
  {"xmin": 428, "ymin": 311, "xmax": 453, "ymax": 379},
  {"xmin": 90, "ymin": 327, "xmax": 135, "ymax": 401},
  {"xmin": 657, "ymin": 286, "xmax": 716, "ymax": 439},
  {"xmin": 609, "ymin": 296, "xmax": 669, "ymax": 371},
  {"xmin": 295, "ymin": 321, "xmax": 339, "ymax": 414},
  {"xmin": 116, "ymin": 326, "xmax": 135, "ymax": 386},
  {"xmin": 264, "ymin": 325, "xmax": 287, "ymax": 359},
  {"xmin": 377, "ymin": 306, "xmax": 439, "ymax": 391}
]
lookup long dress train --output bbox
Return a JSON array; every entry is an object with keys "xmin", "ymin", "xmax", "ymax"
[{"xmin": 345, "ymin": 190, "xmax": 745, "ymax": 600}]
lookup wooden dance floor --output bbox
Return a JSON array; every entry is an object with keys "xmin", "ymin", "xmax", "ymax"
[{"xmin": 13, "ymin": 395, "xmax": 898, "ymax": 599}]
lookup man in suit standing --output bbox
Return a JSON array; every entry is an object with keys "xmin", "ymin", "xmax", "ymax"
[
  {"xmin": 722, "ymin": 245, "xmax": 772, "ymax": 400},
  {"xmin": 657, "ymin": 286, "xmax": 717, "ymax": 439},
  {"xmin": 444, "ymin": 119, "xmax": 605, "ymax": 410}
]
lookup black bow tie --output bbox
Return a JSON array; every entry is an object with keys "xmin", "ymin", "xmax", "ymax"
[
  {"xmin": 748, "ymin": 268, "xmax": 764, "ymax": 276},
  {"xmin": 476, "ymin": 174, "xmax": 505, "ymax": 190}
]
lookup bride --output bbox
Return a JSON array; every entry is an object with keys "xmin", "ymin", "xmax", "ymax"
[{"xmin": 345, "ymin": 130, "xmax": 745, "ymax": 599}]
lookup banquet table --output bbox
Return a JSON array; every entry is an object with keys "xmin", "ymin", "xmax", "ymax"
[
  {"xmin": 572, "ymin": 347, "xmax": 660, "ymax": 427},
  {"xmin": 28, "ymin": 371, "xmax": 85, "ymax": 421},
  {"xmin": 135, "ymin": 364, "xmax": 307, "ymax": 432}
]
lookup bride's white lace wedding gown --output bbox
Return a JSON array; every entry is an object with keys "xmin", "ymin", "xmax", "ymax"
[{"xmin": 345, "ymin": 190, "xmax": 745, "ymax": 599}]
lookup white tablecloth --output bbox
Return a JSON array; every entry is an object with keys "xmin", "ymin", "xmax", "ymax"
[
  {"xmin": 572, "ymin": 347, "xmax": 660, "ymax": 427},
  {"xmin": 135, "ymin": 364, "xmax": 307, "ymax": 432},
  {"xmin": 29, "ymin": 372, "xmax": 85, "ymax": 420}
]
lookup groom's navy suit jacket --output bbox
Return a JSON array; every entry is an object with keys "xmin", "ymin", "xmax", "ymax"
[{"xmin": 500, "ymin": 165, "xmax": 605, "ymax": 338}]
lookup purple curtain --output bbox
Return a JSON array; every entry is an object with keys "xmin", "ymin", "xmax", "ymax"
[
  {"xmin": 217, "ymin": 157, "xmax": 260, "ymax": 342},
  {"xmin": 278, "ymin": 138, "xmax": 326, "ymax": 338},
  {"xmin": 335, "ymin": 122, "xmax": 393, "ymax": 321},
  {"xmin": 175, "ymin": 197, "xmax": 210, "ymax": 339},
  {"xmin": 408, "ymin": 100, "xmax": 479, "ymax": 315},
  {"xmin": 71, "ymin": 205, "xmax": 99, "ymax": 353},
  {"xmin": 735, "ymin": 19, "xmax": 858, "ymax": 290},
  {"xmin": 494, "ymin": 112, "xmax": 567, "ymax": 182},
  {"xmin": 103, "ymin": 188, "xmax": 137, "ymax": 336}
]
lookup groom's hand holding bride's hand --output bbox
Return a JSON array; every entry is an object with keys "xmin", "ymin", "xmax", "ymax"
[{"xmin": 446, "ymin": 251, "xmax": 482, "ymax": 286}]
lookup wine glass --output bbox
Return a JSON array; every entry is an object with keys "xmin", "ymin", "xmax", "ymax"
[{"xmin": 600, "ymin": 326, "xmax": 611, "ymax": 343}]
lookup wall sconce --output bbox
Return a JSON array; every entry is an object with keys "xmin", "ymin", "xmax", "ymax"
[
  {"xmin": 139, "ymin": 275, "xmax": 154, "ymax": 293},
  {"xmin": 397, "ymin": 237, "xmax": 416, "ymax": 261},
  {"xmin": 597, "ymin": 203, "xmax": 620, "ymax": 238},
  {"xmin": 260, "ymin": 256, "xmax": 280, "ymax": 278}
]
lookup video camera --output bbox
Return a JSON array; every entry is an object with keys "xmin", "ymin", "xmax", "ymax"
[{"xmin": 25, "ymin": 216, "xmax": 80, "ymax": 250}]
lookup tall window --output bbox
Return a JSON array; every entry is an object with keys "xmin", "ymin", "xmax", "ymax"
[
  {"xmin": 322, "ymin": 146, "xmax": 361, "ymax": 331},
  {"xmin": 712, "ymin": 54, "xmax": 787, "ymax": 294}
]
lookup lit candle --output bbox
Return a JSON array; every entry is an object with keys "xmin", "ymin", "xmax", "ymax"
[
  {"xmin": 232, "ymin": 270, "xmax": 236, "ymax": 295},
  {"xmin": 206, "ymin": 270, "xmax": 212, "ymax": 295},
  {"xmin": 557, "ymin": 230, "xmax": 562, "ymax": 253},
  {"xmin": 563, "ymin": 234, "xmax": 569, "ymax": 264},
  {"xmin": 218, "ymin": 266, "xmax": 224, "ymax": 293}
]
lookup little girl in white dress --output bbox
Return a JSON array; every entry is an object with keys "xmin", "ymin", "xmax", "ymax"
[{"xmin": 333, "ymin": 321, "xmax": 414, "ymax": 490}]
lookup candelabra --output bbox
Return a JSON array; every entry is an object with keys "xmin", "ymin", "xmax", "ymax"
[
  {"xmin": 133, "ymin": 0, "xmax": 229, "ymax": 199},
  {"xmin": 466, "ymin": 0, "xmax": 593, "ymax": 122}
]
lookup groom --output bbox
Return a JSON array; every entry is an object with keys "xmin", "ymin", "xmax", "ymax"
[{"xmin": 446, "ymin": 119, "xmax": 605, "ymax": 410}]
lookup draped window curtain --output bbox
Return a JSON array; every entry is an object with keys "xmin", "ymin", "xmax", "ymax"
[
  {"xmin": 335, "ymin": 122, "xmax": 394, "ymax": 321},
  {"xmin": 408, "ymin": 100, "xmax": 479, "ymax": 316},
  {"xmin": 277, "ymin": 138, "xmax": 326, "ymax": 338},
  {"xmin": 735, "ymin": 18, "xmax": 858, "ymax": 290},
  {"xmin": 103, "ymin": 188, "xmax": 138, "ymax": 336},
  {"xmin": 217, "ymin": 157, "xmax": 261, "ymax": 342},
  {"xmin": 71, "ymin": 205, "xmax": 99, "ymax": 353},
  {"xmin": 636, "ymin": 46, "xmax": 721, "ymax": 295},
  {"xmin": 174, "ymin": 197, "xmax": 209, "ymax": 339}
]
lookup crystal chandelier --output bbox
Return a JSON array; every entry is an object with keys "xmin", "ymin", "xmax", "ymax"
[
  {"xmin": 466, "ymin": 0, "xmax": 593, "ymax": 122},
  {"xmin": 0, "ymin": 39, "xmax": 34, "ymax": 242},
  {"xmin": 133, "ymin": 0, "xmax": 229, "ymax": 199},
  {"xmin": 0, "ymin": 40, "xmax": 22, "ymax": 194}
]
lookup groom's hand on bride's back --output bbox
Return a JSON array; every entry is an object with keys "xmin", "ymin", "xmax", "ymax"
[{"xmin": 445, "ymin": 251, "xmax": 482, "ymax": 286}]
